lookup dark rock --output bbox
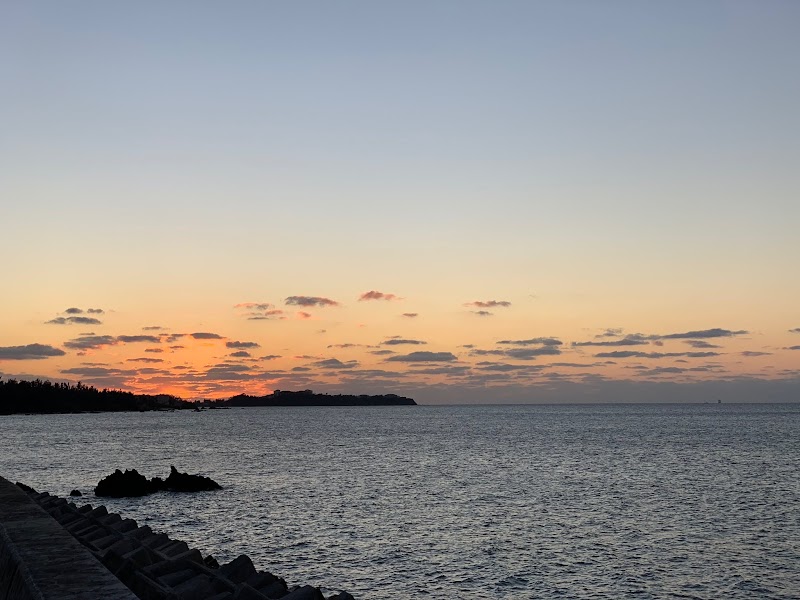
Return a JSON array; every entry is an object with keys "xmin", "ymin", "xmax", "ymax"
[
  {"xmin": 219, "ymin": 554, "xmax": 257, "ymax": 584},
  {"xmin": 261, "ymin": 580, "xmax": 290, "ymax": 598},
  {"xmin": 232, "ymin": 584, "xmax": 270, "ymax": 600},
  {"xmin": 283, "ymin": 585, "xmax": 325, "ymax": 600},
  {"xmin": 95, "ymin": 469, "xmax": 154, "ymax": 497},
  {"xmin": 69, "ymin": 489, "xmax": 82, "ymax": 496},
  {"xmin": 328, "ymin": 593, "xmax": 356, "ymax": 600},
  {"xmin": 163, "ymin": 465, "xmax": 222, "ymax": 492},
  {"xmin": 173, "ymin": 574, "xmax": 216, "ymax": 598},
  {"xmin": 93, "ymin": 467, "xmax": 221, "ymax": 497},
  {"xmin": 204, "ymin": 555, "xmax": 220, "ymax": 569},
  {"xmin": 15, "ymin": 481, "xmax": 36, "ymax": 493}
]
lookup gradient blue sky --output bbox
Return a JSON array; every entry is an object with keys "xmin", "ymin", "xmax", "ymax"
[{"xmin": 2, "ymin": 1, "xmax": 798, "ymax": 402}]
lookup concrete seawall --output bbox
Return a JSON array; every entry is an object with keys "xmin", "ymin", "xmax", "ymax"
[
  {"xmin": 0, "ymin": 476, "xmax": 138, "ymax": 599},
  {"xmin": 1, "ymin": 477, "xmax": 355, "ymax": 600}
]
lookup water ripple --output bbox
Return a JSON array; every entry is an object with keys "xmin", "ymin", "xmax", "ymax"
[{"xmin": 1, "ymin": 403, "xmax": 798, "ymax": 599}]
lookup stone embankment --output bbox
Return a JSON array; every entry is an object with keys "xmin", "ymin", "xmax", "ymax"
[
  {"xmin": 1, "ymin": 477, "xmax": 354, "ymax": 600},
  {"xmin": 0, "ymin": 476, "xmax": 138, "ymax": 599}
]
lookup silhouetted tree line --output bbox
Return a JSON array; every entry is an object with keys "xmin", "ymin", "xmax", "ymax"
[{"xmin": 0, "ymin": 378, "xmax": 189, "ymax": 415}]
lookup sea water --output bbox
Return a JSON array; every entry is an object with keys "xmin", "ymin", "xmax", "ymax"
[{"xmin": 1, "ymin": 403, "xmax": 798, "ymax": 599}]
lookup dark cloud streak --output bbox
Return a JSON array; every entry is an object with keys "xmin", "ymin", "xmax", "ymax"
[
  {"xmin": 359, "ymin": 291, "xmax": 401, "ymax": 302},
  {"xmin": 46, "ymin": 316, "xmax": 103, "ymax": 325},
  {"xmin": 226, "ymin": 341, "xmax": 260, "ymax": 349},
  {"xmin": 465, "ymin": 300, "xmax": 511, "ymax": 308},
  {"xmin": 386, "ymin": 352, "xmax": 457, "ymax": 363},
  {"xmin": 285, "ymin": 296, "xmax": 340, "ymax": 307},
  {"xmin": 0, "ymin": 344, "xmax": 66, "ymax": 360}
]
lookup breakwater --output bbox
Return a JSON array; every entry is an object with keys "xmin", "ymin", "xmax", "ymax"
[
  {"xmin": 0, "ymin": 477, "xmax": 354, "ymax": 600},
  {"xmin": 0, "ymin": 476, "xmax": 138, "ymax": 599}
]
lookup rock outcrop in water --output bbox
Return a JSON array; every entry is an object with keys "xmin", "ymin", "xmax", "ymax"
[
  {"xmin": 96, "ymin": 469, "xmax": 154, "ymax": 497},
  {"xmin": 160, "ymin": 465, "xmax": 222, "ymax": 492},
  {"xmin": 95, "ymin": 466, "xmax": 221, "ymax": 497}
]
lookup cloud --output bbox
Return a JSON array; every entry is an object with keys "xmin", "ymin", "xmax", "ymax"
[
  {"xmin": 285, "ymin": 296, "xmax": 340, "ymax": 307},
  {"xmin": 464, "ymin": 300, "xmax": 512, "ymax": 308},
  {"xmin": 402, "ymin": 313, "xmax": 419, "ymax": 318},
  {"xmin": 61, "ymin": 366, "xmax": 129, "ymax": 377},
  {"xmin": 296, "ymin": 311, "xmax": 312, "ymax": 319},
  {"xmin": 639, "ymin": 367, "xmax": 687, "ymax": 375},
  {"xmin": 0, "ymin": 344, "xmax": 66, "ymax": 360},
  {"xmin": 786, "ymin": 346, "xmax": 800, "ymax": 351},
  {"xmin": 142, "ymin": 326, "xmax": 163, "ymax": 331},
  {"xmin": 578, "ymin": 329, "xmax": 746, "ymax": 346},
  {"xmin": 573, "ymin": 337, "xmax": 648, "ymax": 347},
  {"xmin": 63, "ymin": 335, "xmax": 117, "ymax": 350},
  {"xmin": 386, "ymin": 351, "xmax": 457, "ymax": 363},
  {"xmin": 471, "ymin": 346, "xmax": 561, "ymax": 360},
  {"xmin": 740, "ymin": 351, "xmax": 771, "ymax": 357},
  {"xmin": 226, "ymin": 341, "xmax": 260, "ymax": 349},
  {"xmin": 46, "ymin": 316, "xmax": 103, "ymax": 325},
  {"xmin": 359, "ymin": 291, "xmax": 401, "ymax": 301},
  {"xmin": 602, "ymin": 352, "xmax": 642, "ymax": 359},
  {"xmin": 260, "ymin": 355, "xmax": 282, "ymax": 360},
  {"xmin": 370, "ymin": 349, "xmax": 396, "ymax": 356},
  {"xmin": 382, "ymin": 339, "xmax": 427, "ymax": 346},
  {"xmin": 595, "ymin": 328, "xmax": 624, "ymax": 338},
  {"xmin": 327, "ymin": 343, "xmax": 363, "ymax": 349},
  {"xmin": 202, "ymin": 363, "xmax": 260, "ymax": 381},
  {"xmin": 684, "ymin": 340, "xmax": 722, "ymax": 349},
  {"xmin": 117, "ymin": 335, "xmax": 161, "ymax": 344},
  {"xmin": 470, "ymin": 349, "xmax": 509, "ymax": 357},
  {"xmin": 191, "ymin": 332, "xmax": 223, "ymax": 340},
  {"xmin": 659, "ymin": 328, "xmax": 748, "ymax": 339},
  {"xmin": 313, "ymin": 358, "xmax": 359, "ymax": 369},
  {"xmin": 229, "ymin": 351, "xmax": 252, "ymax": 358},
  {"xmin": 594, "ymin": 351, "xmax": 720, "ymax": 359},
  {"xmin": 409, "ymin": 365, "xmax": 471, "ymax": 375},
  {"xmin": 471, "ymin": 311, "xmax": 493, "ymax": 317},
  {"xmin": 247, "ymin": 310, "xmax": 285, "ymax": 320},
  {"xmin": 789, "ymin": 328, "xmax": 800, "ymax": 334},
  {"xmin": 235, "ymin": 303, "xmax": 285, "ymax": 321},
  {"xmin": 504, "ymin": 347, "xmax": 561, "ymax": 360},
  {"xmin": 56, "ymin": 307, "xmax": 103, "ymax": 316},
  {"xmin": 498, "ymin": 337, "xmax": 563, "ymax": 346},
  {"xmin": 145, "ymin": 348, "xmax": 164, "ymax": 353},
  {"xmin": 235, "ymin": 302, "xmax": 274, "ymax": 310},
  {"xmin": 127, "ymin": 357, "xmax": 164, "ymax": 363},
  {"xmin": 475, "ymin": 362, "xmax": 546, "ymax": 372}
]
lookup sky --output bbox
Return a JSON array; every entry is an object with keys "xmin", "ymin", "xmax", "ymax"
[{"xmin": 1, "ymin": 1, "xmax": 798, "ymax": 403}]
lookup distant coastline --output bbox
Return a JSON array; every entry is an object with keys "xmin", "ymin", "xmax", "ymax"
[
  {"xmin": 225, "ymin": 389, "xmax": 416, "ymax": 407},
  {"xmin": 0, "ymin": 378, "xmax": 415, "ymax": 415}
]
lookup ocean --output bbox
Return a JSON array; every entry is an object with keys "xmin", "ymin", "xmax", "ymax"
[{"xmin": 1, "ymin": 403, "xmax": 798, "ymax": 599}]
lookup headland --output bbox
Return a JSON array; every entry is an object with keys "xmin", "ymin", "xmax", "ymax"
[{"xmin": 0, "ymin": 378, "xmax": 416, "ymax": 415}]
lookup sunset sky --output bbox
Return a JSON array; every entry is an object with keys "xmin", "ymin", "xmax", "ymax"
[{"xmin": 2, "ymin": 1, "xmax": 798, "ymax": 403}]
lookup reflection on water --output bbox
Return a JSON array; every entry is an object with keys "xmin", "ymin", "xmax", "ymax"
[{"xmin": 1, "ymin": 403, "xmax": 798, "ymax": 599}]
